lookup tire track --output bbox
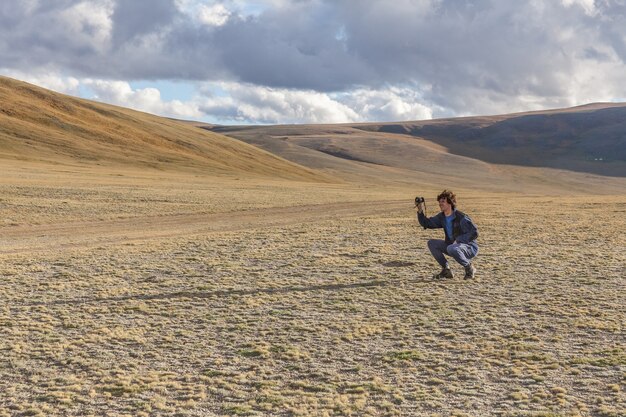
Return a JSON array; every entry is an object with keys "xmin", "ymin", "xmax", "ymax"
[{"xmin": 0, "ymin": 200, "xmax": 407, "ymax": 255}]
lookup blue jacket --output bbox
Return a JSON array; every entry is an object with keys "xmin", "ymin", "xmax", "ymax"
[{"xmin": 418, "ymin": 209, "xmax": 479, "ymax": 247}]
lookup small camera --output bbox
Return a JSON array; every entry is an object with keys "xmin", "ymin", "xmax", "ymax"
[{"xmin": 415, "ymin": 196, "xmax": 425, "ymax": 204}]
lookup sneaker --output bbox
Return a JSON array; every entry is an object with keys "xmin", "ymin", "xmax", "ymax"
[
  {"xmin": 433, "ymin": 267, "xmax": 454, "ymax": 279},
  {"xmin": 464, "ymin": 263, "xmax": 476, "ymax": 280}
]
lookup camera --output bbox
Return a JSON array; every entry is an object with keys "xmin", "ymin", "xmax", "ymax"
[{"xmin": 415, "ymin": 196, "xmax": 425, "ymax": 205}]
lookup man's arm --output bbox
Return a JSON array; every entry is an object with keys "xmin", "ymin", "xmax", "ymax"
[{"xmin": 417, "ymin": 210, "xmax": 443, "ymax": 229}]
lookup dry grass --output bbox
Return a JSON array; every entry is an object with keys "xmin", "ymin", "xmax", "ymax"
[
  {"xmin": 1, "ymin": 166, "xmax": 624, "ymax": 416},
  {"xmin": 0, "ymin": 75, "xmax": 624, "ymax": 416}
]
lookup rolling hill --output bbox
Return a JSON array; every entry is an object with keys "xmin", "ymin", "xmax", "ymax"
[
  {"xmin": 2, "ymin": 75, "xmax": 625, "ymax": 194},
  {"xmin": 209, "ymin": 104, "xmax": 626, "ymax": 193},
  {"xmin": 0, "ymin": 76, "xmax": 326, "ymax": 182},
  {"xmin": 354, "ymin": 103, "xmax": 626, "ymax": 177}
]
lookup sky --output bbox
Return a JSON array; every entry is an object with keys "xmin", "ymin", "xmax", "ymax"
[{"xmin": 1, "ymin": 0, "xmax": 626, "ymax": 124}]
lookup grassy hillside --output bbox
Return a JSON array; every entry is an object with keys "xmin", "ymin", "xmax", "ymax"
[
  {"xmin": 0, "ymin": 76, "xmax": 327, "ymax": 182},
  {"xmin": 210, "ymin": 121, "xmax": 626, "ymax": 194},
  {"xmin": 353, "ymin": 103, "xmax": 626, "ymax": 177}
]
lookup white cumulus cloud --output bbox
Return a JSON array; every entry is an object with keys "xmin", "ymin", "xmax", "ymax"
[
  {"xmin": 0, "ymin": 69, "xmax": 82, "ymax": 96},
  {"xmin": 84, "ymin": 79, "xmax": 203, "ymax": 119},
  {"xmin": 335, "ymin": 88, "xmax": 434, "ymax": 122},
  {"xmin": 0, "ymin": 70, "xmax": 440, "ymax": 124},
  {"xmin": 198, "ymin": 3, "xmax": 231, "ymax": 26},
  {"xmin": 57, "ymin": 0, "xmax": 114, "ymax": 53},
  {"xmin": 176, "ymin": 0, "xmax": 235, "ymax": 26},
  {"xmin": 198, "ymin": 82, "xmax": 361, "ymax": 124},
  {"xmin": 561, "ymin": 0, "xmax": 597, "ymax": 16}
]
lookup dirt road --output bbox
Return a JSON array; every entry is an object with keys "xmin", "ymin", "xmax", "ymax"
[{"xmin": 0, "ymin": 200, "xmax": 407, "ymax": 255}]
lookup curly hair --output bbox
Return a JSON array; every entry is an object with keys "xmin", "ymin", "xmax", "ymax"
[{"xmin": 437, "ymin": 189, "xmax": 457, "ymax": 210}]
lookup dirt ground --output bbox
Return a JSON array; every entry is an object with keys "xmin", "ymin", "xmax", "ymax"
[{"xmin": 0, "ymin": 169, "xmax": 624, "ymax": 416}]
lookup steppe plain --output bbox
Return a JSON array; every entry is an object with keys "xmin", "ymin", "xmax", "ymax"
[{"xmin": 1, "ymin": 77, "xmax": 624, "ymax": 416}]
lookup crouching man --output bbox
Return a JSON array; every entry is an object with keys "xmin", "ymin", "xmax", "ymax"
[{"xmin": 416, "ymin": 190, "xmax": 479, "ymax": 280}]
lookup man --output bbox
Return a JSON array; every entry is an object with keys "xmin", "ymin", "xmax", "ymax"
[{"xmin": 416, "ymin": 190, "xmax": 479, "ymax": 279}]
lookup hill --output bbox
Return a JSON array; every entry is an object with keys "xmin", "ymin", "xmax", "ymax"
[
  {"xmin": 209, "ymin": 103, "xmax": 626, "ymax": 193},
  {"xmin": 354, "ymin": 102, "xmax": 626, "ymax": 177},
  {"xmin": 0, "ymin": 76, "xmax": 326, "ymax": 182},
  {"xmin": 2, "ymin": 75, "xmax": 624, "ymax": 193}
]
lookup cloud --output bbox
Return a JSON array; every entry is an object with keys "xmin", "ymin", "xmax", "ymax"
[
  {"xmin": 561, "ymin": 0, "xmax": 597, "ymax": 16},
  {"xmin": 2, "ymin": 0, "xmax": 626, "ymax": 120},
  {"xmin": 0, "ymin": 69, "xmax": 82, "ymax": 96},
  {"xmin": 335, "ymin": 87, "xmax": 434, "ymax": 122},
  {"xmin": 84, "ymin": 79, "xmax": 203, "ymax": 119},
  {"xmin": 0, "ymin": 1, "xmax": 115, "ymax": 70},
  {"xmin": 111, "ymin": 0, "xmax": 179, "ymax": 47},
  {"xmin": 176, "ymin": 1, "xmax": 232, "ymax": 26},
  {"xmin": 198, "ymin": 3, "xmax": 232, "ymax": 26},
  {"xmin": 1, "ymin": 69, "xmax": 438, "ymax": 124},
  {"xmin": 199, "ymin": 82, "xmax": 360, "ymax": 124},
  {"xmin": 59, "ymin": 0, "xmax": 114, "ymax": 53},
  {"xmin": 197, "ymin": 83, "xmax": 435, "ymax": 123}
]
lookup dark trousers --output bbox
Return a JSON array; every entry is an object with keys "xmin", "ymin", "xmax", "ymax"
[{"xmin": 427, "ymin": 239, "xmax": 478, "ymax": 268}]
